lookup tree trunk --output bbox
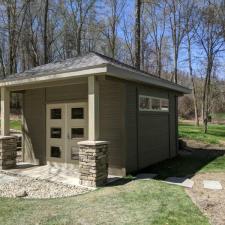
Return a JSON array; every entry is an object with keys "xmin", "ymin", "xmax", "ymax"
[
  {"xmin": 134, "ymin": 0, "xmax": 141, "ymax": 70},
  {"xmin": 77, "ymin": 27, "xmax": 82, "ymax": 56},
  {"xmin": 7, "ymin": 2, "xmax": 17, "ymax": 74},
  {"xmin": 0, "ymin": 46, "xmax": 6, "ymax": 77},
  {"xmin": 187, "ymin": 32, "xmax": 199, "ymax": 126},
  {"xmin": 43, "ymin": 0, "xmax": 49, "ymax": 64}
]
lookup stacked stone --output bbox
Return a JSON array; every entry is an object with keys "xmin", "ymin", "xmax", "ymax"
[
  {"xmin": 78, "ymin": 141, "xmax": 108, "ymax": 187},
  {"xmin": 0, "ymin": 136, "xmax": 17, "ymax": 169}
]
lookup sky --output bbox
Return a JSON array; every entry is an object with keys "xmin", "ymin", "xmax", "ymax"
[{"xmin": 119, "ymin": 0, "xmax": 225, "ymax": 80}]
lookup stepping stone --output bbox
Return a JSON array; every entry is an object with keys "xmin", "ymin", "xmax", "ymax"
[
  {"xmin": 203, "ymin": 180, "xmax": 222, "ymax": 190},
  {"xmin": 136, "ymin": 173, "xmax": 158, "ymax": 180},
  {"xmin": 0, "ymin": 174, "xmax": 18, "ymax": 184},
  {"xmin": 165, "ymin": 177, "xmax": 194, "ymax": 188}
]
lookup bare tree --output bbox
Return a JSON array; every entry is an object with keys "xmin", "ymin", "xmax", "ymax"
[
  {"xmin": 121, "ymin": 16, "xmax": 135, "ymax": 66},
  {"xmin": 134, "ymin": 0, "xmax": 141, "ymax": 69},
  {"xmin": 166, "ymin": 0, "xmax": 188, "ymax": 83},
  {"xmin": 102, "ymin": 0, "xmax": 125, "ymax": 59},
  {"xmin": 43, "ymin": 0, "xmax": 49, "ymax": 63},
  {"xmin": 196, "ymin": 1, "xmax": 225, "ymax": 133},
  {"xmin": 144, "ymin": 1, "xmax": 167, "ymax": 77},
  {"xmin": 184, "ymin": 0, "xmax": 200, "ymax": 126}
]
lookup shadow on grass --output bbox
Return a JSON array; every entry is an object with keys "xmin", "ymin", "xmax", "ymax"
[
  {"xmin": 107, "ymin": 146, "xmax": 225, "ymax": 187},
  {"xmin": 137, "ymin": 148, "xmax": 225, "ymax": 180}
]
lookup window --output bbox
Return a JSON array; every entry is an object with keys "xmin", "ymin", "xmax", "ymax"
[
  {"xmin": 71, "ymin": 108, "xmax": 84, "ymax": 119},
  {"xmin": 51, "ymin": 128, "xmax": 61, "ymax": 138},
  {"xmin": 151, "ymin": 98, "xmax": 160, "ymax": 110},
  {"xmin": 139, "ymin": 95, "xmax": 169, "ymax": 112},
  {"xmin": 139, "ymin": 95, "xmax": 150, "ymax": 111},
  {"xmin": 161, "ymin": 99, "xmax": 169, "ymax": 111},
  {"xmin": 51, "ymin": 108, "xmax": 61, "ymax": 119},
  {"xmin": 51, "ymin": 146, "xmax": 61, "ymax": 158},
  {"xmin": 71, "ymin": 128, "xmax": 84, "ymax": 139}
]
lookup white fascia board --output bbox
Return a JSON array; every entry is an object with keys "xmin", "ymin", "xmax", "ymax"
[
  {"xmin": 106, "ymin": 64, "xmax": 191, "ymax": 94},
  {"xmin": 0, "ymin": 66, "xmax": 107, "ymax": 87}
]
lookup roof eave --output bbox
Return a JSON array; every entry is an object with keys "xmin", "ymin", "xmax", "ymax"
[
  {"xmin": 0, "ymin": 65, "xmax": 107, "ymax": 87},
  {"xmin": 106, "ymin": 64, "xmax": 191, "ymax": 94}
]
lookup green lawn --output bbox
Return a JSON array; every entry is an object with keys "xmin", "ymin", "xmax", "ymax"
[
  {"xmin": 9, "ymin": 120, "xmax": 21, "ymax": 131},
  {"xmin": 212, "ymin": 112, "xmax": 225, "ymax": 121},
  {"xmin": 0, "ymin": 180, "xmax": 209, "ymax": 225},
  {"xmin": 0, "ymin": 119, "xmax": 21, "ymax": 131},
  {"xmin": 179, "ymin": 122, "xmax": 225, "ymax": 145}
]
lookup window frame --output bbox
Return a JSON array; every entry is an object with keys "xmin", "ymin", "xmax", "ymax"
[{"xmin": 139, "ymin": 95, "xmax": 169, "ymax": 112}]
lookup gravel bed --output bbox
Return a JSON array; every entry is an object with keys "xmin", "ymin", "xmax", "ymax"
[{"xmin": 0, "ymin": 174, "xmax": 90, "ymax": 199}]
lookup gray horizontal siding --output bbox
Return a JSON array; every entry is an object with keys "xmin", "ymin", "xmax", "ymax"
[
  {"xmin": 23, "ymin": 89, "xmax": 46, "ymax": 165},
  {"xmin": 99, "ymin": 79, "xmax": 126, "ymax": 176}
]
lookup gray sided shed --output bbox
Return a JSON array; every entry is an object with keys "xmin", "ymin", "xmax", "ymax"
[{"xmin": 0, "ymin": 52, "xmax": 190, "ymax": 178}]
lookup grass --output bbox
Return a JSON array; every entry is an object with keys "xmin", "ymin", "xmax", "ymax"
[
  {"xmin": 212, "ymin": 112, "xmax": 225, "ymax": 121},
  {"xmin": 0, "ymin": 119, "xmax": 21, "ymax": 131},
  {"xmin": 9, "ymin": 120, "xmax": 21, "ymax": 131},
  {"xmin": 0, "ymin": 180, "xmax": 209, "ymax": 225},
  {"xmin": 179, "ymin": 122, "xmax": 225, "ymax": 145}
]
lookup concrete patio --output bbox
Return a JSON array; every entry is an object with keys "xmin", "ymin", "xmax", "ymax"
[
  {"xmin": 1, "ymin": 163, "xmax": 81, "ymax": 186},
  {"xmin": 0, "ymin": 162, "xmax": 121, "ymax": 187}
]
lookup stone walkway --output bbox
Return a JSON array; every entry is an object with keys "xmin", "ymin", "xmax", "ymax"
[
  {"xmin": 165, "ymin": 177, "xmax": 194, "ymax": 188},
  {"xmin": 135, "ymin": 173, "xmax": 223, "ymax": 191},
  {"xmin": 203, "ymin": 180, "xmax": 222, "ymax": 190}
]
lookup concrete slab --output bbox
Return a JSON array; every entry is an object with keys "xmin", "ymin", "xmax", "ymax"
[
  {"xmin": 136, "ymin": 173, "xmax": 158, "ymax": 180},
  {"xmin": 0, "ymin": 174, "xmax": 18, "ymax": 184},
  {"xmin": 203, "ymin": 180, "xmax": 222, "ymax": 190},
  {"xmin": 1, "ymin": 163, "xmax": 121, "ymax": 188},
  {"xmin": 1, "ymin": 163, "xmax": 80, "ymax": 186},
  {"xmin": 165, "ymin": 177, "xmax": 194, "ymax": 188}
]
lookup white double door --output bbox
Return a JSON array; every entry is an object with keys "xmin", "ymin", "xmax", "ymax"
[{"xmin": 46, "ymin": 102, "xmax": 88, "ymax": 168}]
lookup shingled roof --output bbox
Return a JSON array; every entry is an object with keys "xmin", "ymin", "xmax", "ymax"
[{"xmin": 0, "ymin": 52, "xmax": 191, "ymax": 94}]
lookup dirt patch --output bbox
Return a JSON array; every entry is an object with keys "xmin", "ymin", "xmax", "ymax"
[
  {"xmin": 181, "ymin": 138, "xmax": 225, "ymax": 151},
  {"xmin": 186, "ymin": 173, "xmax": 225, "ymax": 225}
]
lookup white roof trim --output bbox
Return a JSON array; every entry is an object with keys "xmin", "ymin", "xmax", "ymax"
[{"xmin": 0, "ymin": 66, "xmax": 107, "ymax": 87}]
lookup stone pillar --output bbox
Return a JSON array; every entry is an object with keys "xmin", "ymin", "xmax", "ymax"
[
  {"xmin": 78, "ymin": 141, "xmax": 108, "ymax": 187},
  {"xmin": 0, "ymin": 136, "xmax": 17, "ymax": 169}
]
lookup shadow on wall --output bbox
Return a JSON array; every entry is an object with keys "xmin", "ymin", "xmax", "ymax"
[{"xmin": 22, "ymin": 121, "xmax": 39, "ymax": 165}]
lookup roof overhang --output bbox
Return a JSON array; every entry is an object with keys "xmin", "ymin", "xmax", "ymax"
[
  {"xmin": 0, "ymin": 63, "xmax": 191, "ymax": 94},
  {"xmin": 106, "ymin": 64, "xmax": 191, "ymax": 94},
  {"xmin": 0, "ymin": 65, "xmax": 107, "ymax": 87}
]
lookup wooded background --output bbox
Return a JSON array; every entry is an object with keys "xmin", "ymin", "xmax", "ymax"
[{"xmin": 0, "ymin": 0, "xmax": 225, "ymax": 132}]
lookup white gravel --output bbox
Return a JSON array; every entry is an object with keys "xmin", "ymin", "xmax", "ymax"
[{"xmin": 0, "ymin": 174, "xmax": 90, "ymax": 199}]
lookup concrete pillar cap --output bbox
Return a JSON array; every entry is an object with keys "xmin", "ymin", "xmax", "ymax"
[{"xmin": 78, "ymin": 140, "xmax": 109, "ymax": 146}]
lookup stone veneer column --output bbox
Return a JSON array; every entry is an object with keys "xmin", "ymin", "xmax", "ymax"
[
  {"xmin": 78, "ymin": 141, "xmax": 109, "ymax": 187},
  {"xmin": 0, "ymin": 136, "xmax": 17, "ymax": 169}
]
